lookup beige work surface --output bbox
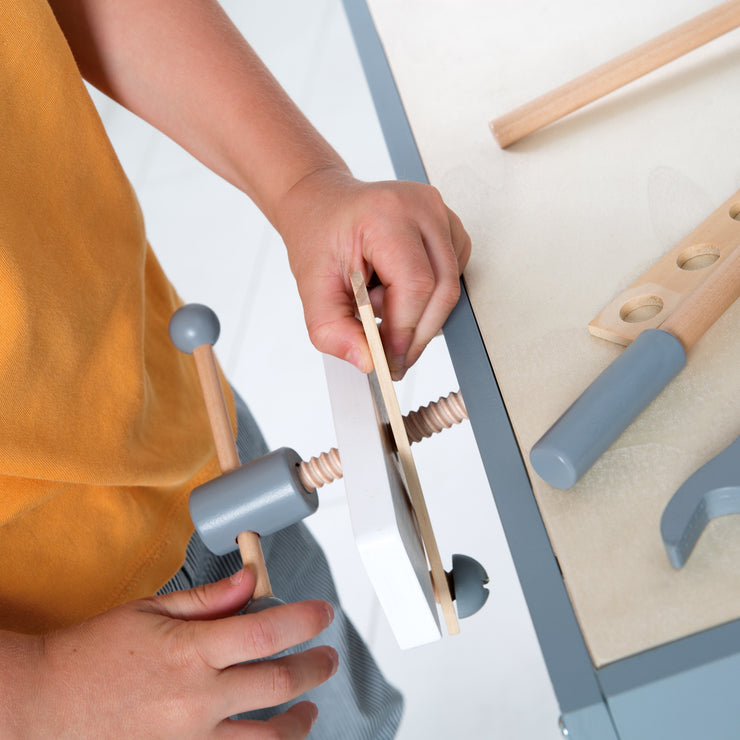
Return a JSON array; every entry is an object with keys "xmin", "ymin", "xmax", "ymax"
[{"xmin": 367, "ymin": 0, "xmax": 740, "ymax": 667}]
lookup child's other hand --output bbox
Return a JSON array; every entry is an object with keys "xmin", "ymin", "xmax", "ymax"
[
  {"xmin": 278, "ymin": 169, "xmax": 471, "ymax": 380},
  {"xmin": 18, "ymin": 569, "xmax": 335, "ymax": 739}
]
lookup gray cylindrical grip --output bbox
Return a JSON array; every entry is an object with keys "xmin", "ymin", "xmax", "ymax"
[
  {"xmin": 530, "ymin": 329, "xmax": 686, "ymax": 490},
  {"xmin": 190, "ymin": 447, "xmax": 318, "ymax": 555}
]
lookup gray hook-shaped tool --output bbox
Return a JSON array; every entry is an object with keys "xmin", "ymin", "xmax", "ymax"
[{"xmin": 661, "ymin": 435, "xmax": 740, "ymax": 569}]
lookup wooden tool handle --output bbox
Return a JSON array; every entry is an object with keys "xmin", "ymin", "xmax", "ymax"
[
  {"xmin": 661, "ymin": 242, "xmax": 740, "ymax": 352},
  {"xmin": 490, "ymin": 1, "xmax": 740, "ymax": 148},
  {"xmin": 192, "ymin": 344, "xmax": 273, "ymax": 600}
]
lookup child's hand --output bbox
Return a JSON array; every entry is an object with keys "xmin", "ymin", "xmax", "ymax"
[
  {"xmin": 12, "ymin": 569, "xmax": 335, "ymax": 739},
  {"xmin": 278, "ymin": 169, "xmax": 471, "ymax": 380}
]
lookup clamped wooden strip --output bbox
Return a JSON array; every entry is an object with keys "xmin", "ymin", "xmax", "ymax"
[
  {"xmin": 350, "ymin": 272, "xmax": 460, "ymax": 636},
  {"xmin": 590, "ymin": 190, "xmax": 740, "ymax": 345}
]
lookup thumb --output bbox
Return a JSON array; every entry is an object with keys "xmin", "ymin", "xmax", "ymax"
[
  {"xmin": 143, "ymin": 567, "xmax": 256, "ymax": 621},
  {"xmin": 300, "ymin": 276, "xmax": 373, "ymax": 374}
]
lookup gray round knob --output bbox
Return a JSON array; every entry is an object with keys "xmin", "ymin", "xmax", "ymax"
[
  {"xmin": 246, "ymin": 595, "xmax": 286, "ymax": 613},
  {"xmin": 450, "ymin": 553, "xmax": 490, "ymax": 619},
  {"xmin": 169, "ymin": 303, "xmax": 220, "ymax": 354}
]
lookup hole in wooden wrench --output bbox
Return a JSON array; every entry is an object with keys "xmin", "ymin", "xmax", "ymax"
[
  {"xmin": 677, "ymin": 243, "xmax": 720, "ymax": 271},
  {"xmin": 619, "ymin": 294, "xmax": 664, "ymax": 324},
  {"xmin": 730, "ymin": 203, "xmax": 740, "ymax": 221}
]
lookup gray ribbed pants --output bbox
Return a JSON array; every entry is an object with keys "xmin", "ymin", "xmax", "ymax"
[{"xmin": 159, "ymin": 390, "xmax": 403, "ymax": 738}]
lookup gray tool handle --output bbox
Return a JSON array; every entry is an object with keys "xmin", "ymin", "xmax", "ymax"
[
  {"xmin": 661, "ymin": 434, "xmax": 740, "ymax": 569},
  {"xmin": 530, "ymin": 329, "xmax": 686, "ymax": 489}
]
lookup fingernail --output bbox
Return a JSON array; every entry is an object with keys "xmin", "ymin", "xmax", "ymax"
[
  {"xmin": 323, "ymin": 602, "xmax": 335, "ymax": 627},
  {"xmin": 229, "ymin": 568, "xmax": 245, "ymax": 586},
  {"xmin": 390, "ymin": 356, "xmax": 406, "ymax": 381},
  {"xmin": 328, "ymin": 648, "xmax": 339, "ymax": 676},
  {"xmin": 309, "ymin": 702, "xmax": 319, "ymax": 725}
]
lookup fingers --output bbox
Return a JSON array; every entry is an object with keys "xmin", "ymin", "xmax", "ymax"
[
  {"xmin": 391, "ymin": 206, "xmax": 471, "ymax": 374},
  {"xmin": 217, "ymin": 646, "xmax": 338, "ymax": 718},
  {"xmin": 143, "ymin": 568, "xmax": 256, "ymax": 621},
  {"xmin": 217, "ymin": 701, "xmax": 319, "ymax": 740},
  {"xmin": 193, "ymin": 599, "xmax": 335, "ymax": 669},
  {"xmin": 372, "ymin": 199, "xmax": 470, "ymax": 379},
  {"xmin": 285, "ymin": 176, "xmax": 471, "ymax": 378},
  {"xmin": 298, "ymin": 274, "xmax": 374, "ymax": 374}
]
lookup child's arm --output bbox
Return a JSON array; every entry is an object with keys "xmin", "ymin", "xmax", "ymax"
[
  {"xmin": 49, "ymin": 0, "xmax": 471, "ymax": 380},
  {"xmin": 0, "ymin": 570, "xmax": 335, "ymax": 738}
]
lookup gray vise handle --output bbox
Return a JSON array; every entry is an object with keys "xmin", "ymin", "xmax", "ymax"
[
  {"xmin": 169, "ymin": 303, "xmax": 318, "ymax": 556},
  {"xmin": 661, "ymin": 435, "xmax": 740, "ymax": 569},
  {"xmin": 170, "ymin": 303, "xmax": 318, "ymax": 610},
  {"xmin": 189, "ymin": 447, "xmax": 318, "ymax": 557}
]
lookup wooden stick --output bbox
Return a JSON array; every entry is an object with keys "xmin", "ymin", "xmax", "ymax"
[
  {"xmin": 660, "ymin": 240, "xmax": 740, "ymax": 351},
  {"xmin": 192, "ymin": 344, "xmax": 273, "ymax": 600},
  {"xmin": 490, "ymin": 1, "xmax": 740, "ymax": 148},
  {"xmin": 193, "ymin": 345, "xmax": 241, "ymax": 472},
  {"xmin": 351, "ymin": 272, "xmax": 460, "ymax": 636}
]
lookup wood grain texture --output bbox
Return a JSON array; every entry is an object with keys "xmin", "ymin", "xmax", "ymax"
[{"xmin": 590, "ymin": 189, "xmax": 740, "ymax": 345}]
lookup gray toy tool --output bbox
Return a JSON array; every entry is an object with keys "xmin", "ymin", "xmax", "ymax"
[
  {"xmin": 531, "ymin": 243, "xmax": 740, "ymax": 490},
  {"xmin": 171, "ymin": 303, "xmax": 489, "ymax": 621},
  {"xmin": 661, "ymin": 435, "xmax": 740, "ymax": 569}
]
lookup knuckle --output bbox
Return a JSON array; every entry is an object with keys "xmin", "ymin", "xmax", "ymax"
[
  {"xmin": 439, "ymin": 275, "xmax": 461, "ymax": 308},
  {"xmin": 271, "ymin": 661, "xmax": 299, "ymax": 698},
  {"xmin": 406, "ymin": 269, "xmax": 436, "ymax": 298},
  {"xmin": 245, "ymin": 616, "xmax": 279, "ymax": 658}
]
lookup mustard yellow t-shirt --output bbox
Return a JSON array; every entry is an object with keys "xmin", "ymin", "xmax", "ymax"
[{"xmin": 0, "ymin": 0, "xmax": 233, "ymax": 632}]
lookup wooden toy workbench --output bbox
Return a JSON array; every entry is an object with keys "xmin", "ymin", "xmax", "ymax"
[{"xmin": 343, "ymin": 0, "xmax": 740, "ymax": 737}]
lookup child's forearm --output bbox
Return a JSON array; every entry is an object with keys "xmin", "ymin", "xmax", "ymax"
[
  {"xmin": 49, "ymin": 0, "xmax": 347, "ymax": 228},
  {"xmin": 50, "ymin": 0, "xmax": 472, "ymax": 378}
]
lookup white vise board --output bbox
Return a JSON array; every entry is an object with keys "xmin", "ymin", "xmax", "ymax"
[{"xmin": 322, "ymin": 353, "xmax": 441, "ymax": 649}]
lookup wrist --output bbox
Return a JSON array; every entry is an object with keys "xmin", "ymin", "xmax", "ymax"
[{"xmin": 273, "ymin": 163, "xmax": 354, "ymax": 240}]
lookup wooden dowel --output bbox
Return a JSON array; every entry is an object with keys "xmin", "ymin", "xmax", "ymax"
[
  {"xmin": 237, "ymin": 532, "xmax": 272, "ymax": 599},
  {"xmin": 661, "ymin": 242, "xmax": 740, "ymax": 352},
  {"xmin": 192, "ymin": 344, "xmax": 273, "ymax": 600},
  {"xmin": 193, "ymin": 345, "xmax": 241, "ymax": 473},
  {"xmin": 490, "ymin": 1, "xmax": 740, "ymax": 148}
]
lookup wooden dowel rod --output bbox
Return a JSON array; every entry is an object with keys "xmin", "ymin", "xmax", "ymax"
[
  {"xmin": 237, "ymin": 532, "xmax": 272, "ymax": 599},
  {"xmin": 661, "ymin": 241, "xmax": 740, "ymax": 351},
  {"xmin": 193, "ymin": 345, "xmax": 241, "ymax": 473},
  {"xmin": 192, "ymin": 343, "xmax": 273, "ymax": 600},
  {"xmin": 490, "ymin": 1, "xmax": 740, "ymax": 148}
]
